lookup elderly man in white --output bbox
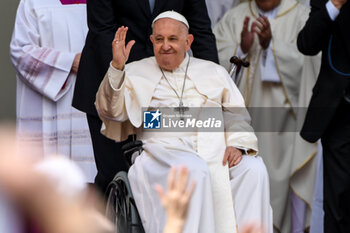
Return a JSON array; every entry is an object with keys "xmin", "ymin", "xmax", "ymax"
[{"xmin": 96, "ymin": 11, "xmax": 272, "ymax": 233}]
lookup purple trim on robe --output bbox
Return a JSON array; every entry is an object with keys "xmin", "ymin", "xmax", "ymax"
[{"xmin": 60, "ymin": 0, "xmax": 86, "ymax": 4}]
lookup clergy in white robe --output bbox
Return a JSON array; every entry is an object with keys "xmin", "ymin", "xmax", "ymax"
[
  {"xmin": 96, "ymin": 11, "xmax": 272, "ymax": 233},
  {"xmin": 10, "ymin": 0, "xmax": 97, "ymax": 182},
  {"xmin": 205, "ymin": 0, "xmax": 310, "ymax": 28},
  {"xmin": 213, "ymin": 0, "xmax": 320, "ymax": 232}
]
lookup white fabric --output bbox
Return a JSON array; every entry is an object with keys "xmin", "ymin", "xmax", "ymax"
[
  {"xmin": 236, "ymin": 46, "xmax": 248, "ymax": 59},
  {"xmin": 96, "ymin": 55, "xmax": 272, "ymax": 233},
  {"xmin": 291, "ymin": 191, "xmax": 307, "ymax": 233},
  {"xmin": 0, "ymin": 191, "xmax": 23, "ymax": 233},
  {"xmin": 229, "ymin": 156, "xmax": 273, "ymax": 233},
  {"xmin": 259, "ymin": 42, "xmax": 280, "ymax": 83},
  {"xmin": 152, "ymin": 11, "xmax": 189, "ymax": 28},
  {"xmin": 326, "ymin": 0, "xmax": 340, "ymax": 21},
  {"xmin": 257, "ymin": 7, "xmax": 280, "ymax": 83},
  {"xmin": 205, "ymin": 0, "xmax": 310, "ymax": 28},
  {"xmin": 309, "ymin": 141, "xmax": 324, "ymax": 233},
  {"xmin": 10, "ymin": 0, "xmax": 97, "ymax": 182},
  {"xmin": 205, "ymin": 0, "xmax": 242, "ymax": 27}
]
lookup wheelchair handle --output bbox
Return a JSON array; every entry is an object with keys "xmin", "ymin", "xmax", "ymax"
[{"xmin": 230, "ymin": 56, "xmax": 250, "ymax": 67}]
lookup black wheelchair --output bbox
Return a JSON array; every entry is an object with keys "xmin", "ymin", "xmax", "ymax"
[{"xmin": 105, "ymin": 138, "xmax": 145, "ymax": 233}]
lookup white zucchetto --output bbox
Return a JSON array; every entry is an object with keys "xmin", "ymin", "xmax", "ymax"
[{"xmin": 152, "ymin": 10, "xmax": 189, "ymax": 29}]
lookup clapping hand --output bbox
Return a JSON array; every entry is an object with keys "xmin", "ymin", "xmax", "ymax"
[
  {"xmin": 111, "ymin": 26, "xmax": 135, "ymax": 70},
  {"xmin": 240, "ymin": 15, "xmax": 272, "ymax": 53},
  {"xmin": 255, "ymin": 15, "xmax": 272, "ymax": 50},
  {"xmin": 240, "ymin": 16, "xmax": 257, "ymax": 54}
]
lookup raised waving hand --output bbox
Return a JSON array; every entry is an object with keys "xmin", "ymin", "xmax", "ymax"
[{"xmin": 111, "ymin": 26, "xmax": 135, "ymax": 70}]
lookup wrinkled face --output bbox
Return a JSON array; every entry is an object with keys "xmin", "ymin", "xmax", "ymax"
[
  {"xmin": 255, "ymin": 0, "xmax": 281, "ymax": 12},
  {"xmin": 150, "ymin": 18, "xmax": 194, "ymax": 71}
]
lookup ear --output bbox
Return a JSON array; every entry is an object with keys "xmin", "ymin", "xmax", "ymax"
[
  {"xmin": 150, "ymin": 34, "xmax": 154, "ymax": 44},
  {"xmin": 185, "ymin": 34, "xmax": 194, "ymax": 51}
]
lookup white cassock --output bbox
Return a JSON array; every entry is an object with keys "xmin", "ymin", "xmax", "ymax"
[
  {"xmin": 214, "ymin": 0, "xmax": 320, "ymax": 232},
  {"xmin": 204, "ymin": 0, "xmax": 310, "ymax": 28},
  {"xmin": 205, "ymin": 0, "xmax": 240, "ymax": 27},
  {"xmin": 10, "ymin": 0, "xmax": 97, "ymax": 182},
  {"xmin": 96, "ymin": 54, "xmax": 272, "ymax": 233}
]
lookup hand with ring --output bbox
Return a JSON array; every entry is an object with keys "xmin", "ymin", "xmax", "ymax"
[{"xmin": 111, "ymin": 26, "xmax": 135, "ymax": 70}]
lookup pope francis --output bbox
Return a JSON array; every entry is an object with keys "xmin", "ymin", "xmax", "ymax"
[{"xmin": 96, "ymin": 11, "xmax": 272, "ymax": 233}]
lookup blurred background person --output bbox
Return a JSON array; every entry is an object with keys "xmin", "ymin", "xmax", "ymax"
[
  {"xmin": 204, "ymin": 0, "xmax": 310, "ymax": 28},
  {"xmin": 0, "ymin": 126, "xmax": 113, "ymax": 233},
  {"xmin": 213, "ymin": 0, "xmax": 321, "ymax": 232},
  {"xmin": 10, "ymin": 0, "xmax": 96, "ymax": 183}
]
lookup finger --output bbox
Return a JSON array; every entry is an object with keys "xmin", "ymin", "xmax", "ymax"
[
  {"xmin": 120, "ymin": 27, "xmax": 126, "ymax": 42},
  {"xmin": 167, "ymin": 166, "xmax": 177, "ymax": 190},
  {"xmin": 119, "ymin": 26, "xmax": 125, "ymax": 41},
  {"xmin": 256, "ymin": 17, "xmax": 267, "ymax": 30},
  {"xmin": 176, "ymin": 166, "xmax": 189, "ymax": 193},
  {"xmin": 113, "ymin": 27, "xmax": 120, "ymax": 41},
  {"xmin": 113, "ymin": 28, "xmax": 123, "ymax": 48},
  {"xmin": 121, "ymin": 26, "xmax": 128, "ymax": 43},
  {"xmin": 228, "ymin": 148, "xmax": 241, "ymax": 166},
  {"xmin": 260, "ymin": 15, "xmax": 270, "ymax": 27},
  {"xmin": 251, "ymin": 22, "xmax": 259, "ymax": 34},
  {"xmin": 243, "ymin": 16, "xmax": 250, "ymax": 32},
  {"xmin": 255, "ymin": 31, "xmax": 266, "ymax": 43},
  {"xmin": 229, "ymin": 155, "xmax": 236, "ymax": 167},
  {"xmin": 125, "ymin": 40, "xmax": 136, "ymax": 55},
  {"xmin": 252, "ymin": 21, "xmax": 262, "ymax": 33},
  {"xmin": 226, "ymin": 151, "xmax": 234, "ymax": 167},
  {"xmin": 233, "ymin": 155, "xmax": 242, "ymax": 166},
  {"xmin": 154, "ymin": 184, "xmax": 166, "ymax": 206},
  {"xmin": 116, "ymin": 27, "xmax": 122, "ymax": 41},
  {"xmin": 222, "ymin": 148, "xmax": 231, "ymax": 166}
]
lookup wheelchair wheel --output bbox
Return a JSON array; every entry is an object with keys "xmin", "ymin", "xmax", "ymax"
[{"xmin": 105, "ymin": 171, "xmax": 145, "ymax": 233}]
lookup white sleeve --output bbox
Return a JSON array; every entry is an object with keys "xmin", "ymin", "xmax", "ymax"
[{"xmin": 10, "ymin": 0, "xmax": 76, "ymax": 102}]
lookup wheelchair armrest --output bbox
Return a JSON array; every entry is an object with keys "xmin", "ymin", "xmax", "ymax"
[
  {"xmin": 122, "ymin": 140, "xmax": 143, "ymax": 152},
  {"xmin": 121, "ymin": 140, "xmax": 143, "ymax": 167}
]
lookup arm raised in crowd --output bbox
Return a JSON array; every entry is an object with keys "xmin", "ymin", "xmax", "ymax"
[
  {"xmin": 155, "ymin": 166, "xmax": 196, "ymax": 233},
  {"xmin": 155, "ymin": 166, "xmax": 264, "ymax": 233}
]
